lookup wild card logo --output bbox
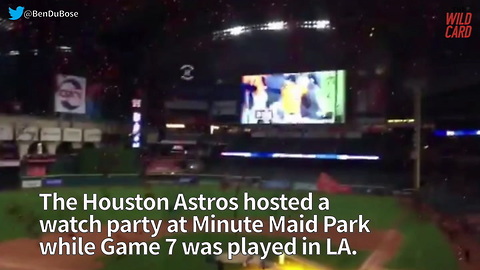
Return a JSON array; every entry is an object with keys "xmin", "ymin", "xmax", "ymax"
[{"xmin": 445, "ymin": 12, "xmax": 472, "ymax": 38}]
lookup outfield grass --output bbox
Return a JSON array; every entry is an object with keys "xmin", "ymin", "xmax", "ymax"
[
  {"xmin": 100, "ymin": 233, "xmax": 369, "ymax": 270},
  {"xmin": 0, "ymin": 185, "xmax": 459, "ymax": 270},
  {"xmin": 387, "ymin": 212, "xmax": 459, "ymax": 270}
]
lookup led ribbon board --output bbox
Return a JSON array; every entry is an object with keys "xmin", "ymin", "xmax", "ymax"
[
  {"xmin": 434, "ymin": 130, "xmax": 480, "ymax": 137},
  {"xmin": 220, "ymin": 152, "xmax": 380, "ymax": 161},
  {"xmin": 131, "ymin": 99, "xmax": 142, "ymax": 148}
]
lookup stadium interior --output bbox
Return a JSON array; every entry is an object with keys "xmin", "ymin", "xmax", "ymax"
[{"xmin": 0, "ymin": 1, "xmax": 480, "ymax": 270}]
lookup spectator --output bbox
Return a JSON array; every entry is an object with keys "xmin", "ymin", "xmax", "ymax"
[{"xmin": 216, "ymin": 261, "xmax": 224, "ymax": 270}]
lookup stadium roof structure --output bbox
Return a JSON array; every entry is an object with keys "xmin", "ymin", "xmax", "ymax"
[{"xmin": 1, "ymin": 1, "xmax": 478, "ymax": 92}]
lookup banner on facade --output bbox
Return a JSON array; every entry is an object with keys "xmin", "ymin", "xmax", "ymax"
[
  {"xmin": 0, "ymin": 125, "xmax": 14, "ymax": 141},
  {"xmin": 55, "ymin": 74, "xmax": 87, "ymax": 114},
  {"xmin": 40, "ymin": 127, "xmax": 62, "ymax": 142},
  {"xmin": 63, "ymin": 128, "xmax": 82, "ymax": 142}
]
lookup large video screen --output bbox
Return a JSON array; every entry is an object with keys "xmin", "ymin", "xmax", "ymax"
[{"xmin": 241, "ymin": 70, "xmax": 346, "ymax": 124}]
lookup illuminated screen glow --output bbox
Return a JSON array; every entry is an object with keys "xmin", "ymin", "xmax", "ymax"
[
  {"xmin": 241, "ymin": 70, "xmax": 346, "ymax": 124},
  {"xmin": 132, "ymin": 112, "xmax": 141, "ymax": 148},
  {"xmin": 221, "ymin": 152, "xmax": 379, "ymax": 161},
  {"xmin": 434, "ymin": 130, "xmax": 480, "ymax": 137},
  {"xmin": 131, "ymin": 99, "xmax": 142, "ymax": 148}
]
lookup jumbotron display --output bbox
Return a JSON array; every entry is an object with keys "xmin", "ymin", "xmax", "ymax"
[{"xmin": 241, "ymin": 70, "xmax": 346, "ymax": 124}]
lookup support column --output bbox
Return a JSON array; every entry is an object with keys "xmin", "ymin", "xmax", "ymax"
[
  {"xmin": 72, "ymin": 143, "xmax": 83, "ymax": 149},
  {"xmin": 18, "ymin": 143, "xmax": 30, "ymax": 158},
  {"xmin": 413, "ymin": 86, "xmax": 422, "ymax": 190},
  {"xmin": 45, "ymin": 142, "xmax": 60, "ymax": 155},
  {"xmin": 406, "ymin": 78, "xmax": 426, "ymax": 190}
]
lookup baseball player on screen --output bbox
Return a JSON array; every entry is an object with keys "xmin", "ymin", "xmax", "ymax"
[{"xmin": 280, "ymin": 74, "xmax": 308, "ymax": 123}]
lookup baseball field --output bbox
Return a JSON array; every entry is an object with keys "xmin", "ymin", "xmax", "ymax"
[{"xmin": 0, "ymin": 185, "xmax": 458, "ymax": 270}]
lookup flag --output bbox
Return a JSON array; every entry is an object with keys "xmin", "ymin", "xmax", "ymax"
[
  {"xmin": 316, "ymin": 173, "xmax": 352, "ymax": 194},
  {"xmin": 85, "ymin": 83, "xmax": 104, "ymax": 119}
]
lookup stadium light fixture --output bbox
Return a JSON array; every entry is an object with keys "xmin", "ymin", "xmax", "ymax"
[
  {"xmin": 212, "ymin": 20, "xmax": 331, "ymax": 40},
  {"xmin": 228, "ymin": 26, "xmax": 245, "ymax": 36},
  {"xmin": 313, "ymin": 20, "xmax": 330, "ymax": 29},
  {"xmin": 7, "ymin": 50, "xmax": 19, "ymax": 56},
  {"xmin": 166, "ymin": 123, "xmax": 186, "ymax": 129},
  {"xmin": 210, "ymin": 125, "xmax": 220, "ymax": 134},
  {"xmin": 300, "ymin": 20, "xmax": 331, "ymax": 29},
  {"xmin": 387, "ymin": 118, "xmax": 414, "ymax": 123},
  {"xmin": 267, "ymin": 21, "xmax": 286, "ymax": 30},
  {"xmin": 57, "ymin": 46, "xmax": 73, "ymax": 52}
]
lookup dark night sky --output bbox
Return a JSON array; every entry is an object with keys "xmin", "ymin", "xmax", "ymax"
[{"xmin": 0, "ymin": 0, "xmax": 479, "ymax": 120}]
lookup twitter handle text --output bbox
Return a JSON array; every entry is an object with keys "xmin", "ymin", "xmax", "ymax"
[{"xmin": 23, "ymin": 10, "xmax": 79, "ymax": 19}]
